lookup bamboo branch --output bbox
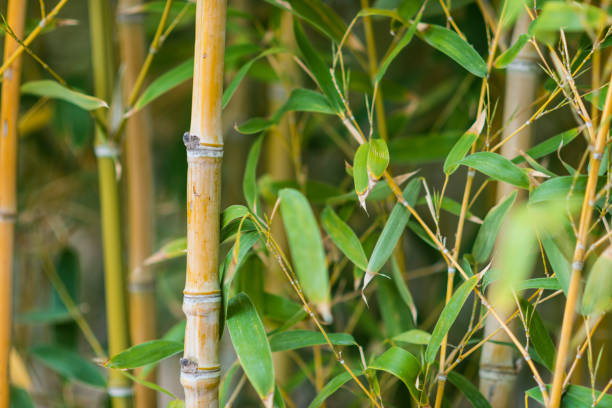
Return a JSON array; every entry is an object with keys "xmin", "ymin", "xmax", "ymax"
[
  {"xmin": 0, "ymin": 1, "xmax": 27, "ymax": 406},
  {"xmin": 180, "ymin": 0, "xmax": 227, "ymax": 405}
]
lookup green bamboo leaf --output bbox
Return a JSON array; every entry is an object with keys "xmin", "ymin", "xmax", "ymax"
[
  {"xmin": 263, "ymin": 293, "xmax": 303, "ymax": 323},
  {"xmin": 244, "ymin": 136, "xmax": 264, "ymax": 213},
  {"xmin": 531, "ymin": 2, "xmax": 609, "ymax": 40},
  {"xmin": 353, "ymin": 142, "xmax": 371, "ymax": 207},
  {"xmin": 269, "ymin": 330, "xmax": 355, "ymax": 352},
  {"xmin": 516, "ymin": 277, "xmax": 561, "ymax": 291},
  {"xmin": 582, "ymin": 246, "xmax": 612, "ymax": 315},
  {"xmin": 447, "ymin": 371, "xmax": 491, "ymax": 408},
  {"xmin": 10, "ymin": 386, "xmax": 35, "ymax": 408},
  {"xmin": 425, "ymin": 276, "xmax": 478, "ymax": 364},
  {"xmin": 227, "ymin": 293, "xmax": 275, "ymax": 404},
  {"xmin": 321, "ymin": 207, "xmax": 368, "ymax": 270},
  {"xmin": 219, "ymin": 364, "xmax": 241, "ymax": 407},
  {"xmin": 417, "ymin": 24, "xmax": 487, "ymax": 77},
  {"xmin": 223, "ymin": 48, "xmax": 286, "ymax": 109},
  {"xmin": 527, "ymin": 384, "xmax": 612, "ymax": 407},
  {"xmin": 513, "ymin": 128, "xmax": 580, "ymax": 164},
  {"xmin": 367, "ymin": 138, "xmax": 390, "ymax": 180},
  {"xmin": 235, "ymin": 118, "xmax": 277, "ymax": 134},
  {"xmin": 494, "ymin": 34, "xmax": 529, "ymax": 69},
  {"xmin": 519, "ymin": 299, "xmax": 555, "ymax": 371},
  {"xmin": 167, "ymin": 401, "xmax": 185, "ymax": 408},
  {"xmin": 145, "ymin": 237, "xmax": 186, "ymax": 265},
  {"xmin": 585, "ymin": 85, "xmax": 608, "ymax": 111},
  {"xmin": 364, "ymin": 179, "xmax": 421, "ymax": 290},
  {"xmin": 529, "ymin": 176, "xmax": 588, "ymax": 205},
  {"xmin": 460, "ymin": 152, "xmax": 530, "ymax": 189},
  {"xmin": 120, "ymin": 370, "xmax": 178, "ymax": 399},
  {"xmin": 294, "ymin": 20, "xmax": 343, "ymax": 112},
  {"xmin": 132, "ymin": 58, "xmax": 193, "ymax": 112},
  {"xmin": 472, "ymin": 191, "xmax": 517, "ymax": 264},
  {"xmin": 279, "ymin": 189, "xmax": 331, "ymax": 322},
  {"xmin": 376, "ymin": 7, "xmax": 423, "ymax": 82},
  {"xmin": 391, "ymin": 255, "xmax": 418, "ymax": 322},
  {"xmin": 541, "ymin": 238, "xmax": 571, "ymax": 295},
  {"xmin": 272, "ymin": 88, "xmax": 336, "ymax": 119},
  {"xmin": 308, "ymin": 370, "xmax": 363, "ymax": 408},
  {"xmin": 444, "ymin": 110, "xmax": 486, "ymax": 175},
  {"xmin": 392, "ymin": 329, "xmax": 431, "ymax": 345},
  {"xmin": 222, "ymin": 205, "xmax": 250, "ymax": 229},
  {"xmin": 369, "ymin": 347, "xmax": 421, "ymax": 401},
  {"xmin": 105, "ymin": 340, "xmax": 183, "ymax": 369},
  {"xmin": 31, "ymin": 345, "xmax": 106, "ymax": 388},
  {"xmin": 389, "ymin": 131, "xmax": 463, "ymax": 164},
  {"xmin": 21, "ymin": 80, "xmax": 108, "ymax": 111},
  {"xmin": 16, "ymin": 308, "xmax": 73, "ymax": 325}
]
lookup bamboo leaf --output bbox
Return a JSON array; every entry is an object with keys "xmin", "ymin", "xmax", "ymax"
[
  {"xmin": 367, "ymin": 138, "xmax": 390, "ymax": 180},
  {"xmin": 472, "ymin": 191, "xmax": 517, "ymax": 264},
  {"xmin": 269, "ymin": 330, "xmax": 355, "ymax": 352},
  {"xmin": 460, "ymin": 152, "xmax": 530, "ymax": 189},
  {"xmin": 10, "ymin": 386, "xmax": 35, "ymax": 408},
  {"xmin": 443, "ymin": 110, "xmax": 485, "ymax": 175},
  {"xmin": 353, "ymin": 142, "xmax": 371, "ymax": 208},
  {"xmin": 308, "ymin": 370, "xmax": 363, "ymax": 408},
  {"xmin": 227, "ymin": 293, "xmax": 275, "ymax": 403},
  {"xmin": 132, "ymin": 58, "xmax": 193, "ymax": 112},
  {"xmin": 369, "ymin": 347, "xmax": 421, "ymax": 401},
  {"xmin": 321, "ymin": 207, "xmax": 368, "ymax": 270},
  {"xmin": 527, "ymin": 384, "xmax": 612, "ymax": 407},
  {"xmin": 425, "ymin": 276, "xmax": 478, "ymax": 364},
  {"xmin": 16, "ymin": 308, "xmax": 73, "ymax": 325},
  {"xmin": 447, "ymin": 371, "xmax": 491, "ymax": 408},
  {"xmin": 541, "ymin": 238, "xmax": 571, "ymax": 295},
  {"xmin": 263, "ymin": 293, "xmax": 303, "ymax": 323},
  {"xmin": 279, "ymin": 189, "xmax": 331, "ymax": 322},
  {"xmin": 531, "ymin": 2, "xmax": 610, "ymax": 41},
  {"xmin": 294, "ymin": 20, "xmax": 343, "ymax": 113},
  {"xmin": 244, "ymin": 136, "xmax": 264, "ymax": 213},
  {"xmin": 21, "ymin": 80, "xmax": 108, "ymax": 111},
  {"xmin": 494, "ymin": 34, "xmax": 530, "ymax": 69},
  {"xmin": 513, "ymin": 128, "xmax": 580, "ymax": 164},
  {"xmin": 145, "ymin": 237, "xmax": 186, "ymax": 265},
  {"xmin": 529, "ymin": 176, "xmax": 588, "ymax": 205},
  {"xmin": 31, "ymin": 345, "xmax": 106, "ymax": 388},
  {"xmin": 585, "ymin": 85, "xmax": 608, "ymax": 111},
  {"xmin": 392, "ymin": 329, "xmax": 431, "ymax": 345},
  {"xmin": 516, "ymin": 277, "xmax": 561, "ymax": 291},
  {"xmin": 582, "ymin": 246, "xmax": 612, "ymax": 315},
  {"xmin": 105, "ymin": 340, "xmax": 183, "ymax": 369},
  {"xmin": 519, "ymin": 299, "xmax": 555, "ymax": 371},
  {"xmin": 219, "ymin": 364, "xmax": 241, "ymax": 407},
  {"xmin": 417, "ymin": 24, "xmax": 487, "ymax": 77},
  {"xmin": 364, "ymin": 179, "xmax": 421, "ymax": 290},
  {"xmin": 222, "ymin": 205, "xmax": 250, "ymax": 229}
]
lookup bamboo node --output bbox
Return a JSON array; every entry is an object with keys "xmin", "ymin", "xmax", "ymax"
[
  {"xmin": 108, "ymin": 386, "xmax": 134, "ymax": 398},
  {"xmin": 437, "ymin": 373, "xmax": 447, "ymax": 382},
  {"xmin": 183, "ymin": 132, "xmax": 224, "ymax": 158},
  {"xmin": 183, "ymin": 293, "xmax": 222, "ymax": 304},
  {"xmin": 507, "ymin": 59, "xmax": 539, "ymax": 74},
  {"xmin": 447, "ymin": 267, "xmax": 456, "ymax": 275},
  {"xmin": 3, "ymin": 68, "xmax": 12, "ymax": 80},
  {"xmin": 180, "ymin": 368, "xmax": 221, "ymax": 379},
  {"xmin": 94, "ymin": 143, "xmax": 120, "ymax": 158},
  {"xmin": 0, "ymin": 211, "xmax": 17, "ymax": 223},
  {"xmin": 467, "ymin": 169, "xmax": 476, "ymax": 177},
  {"xmin": 116, "ymin": 10, "xmax": 146, "ymax": 24},
  {"xmin": 592, "ymin": 151, "xmax": 603, "ymax": 160},
  {"xmin": 572, "ymin": 261, "xmax": 584, "ymax": 271}
]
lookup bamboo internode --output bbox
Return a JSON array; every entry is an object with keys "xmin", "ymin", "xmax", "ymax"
[
  {"xmin": 181, "ymin": 0, "xmax": 227, "ymax": 405},
  {"xmin": 118, "ymin": 0, "xmax": 157, "ymax": 406},
  {"xmin": 0, "ymin": 1, "xmax": 26, "ymax": 406}
]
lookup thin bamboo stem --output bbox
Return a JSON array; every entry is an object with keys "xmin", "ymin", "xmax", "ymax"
[
  {"xmin": 88, "ymin": 1, "xmax": 132, "ymax": 406},
  {"xmin": 549, "ymin": 70, "xmax": 612, "ymax": 408},
  {"xmin": 479, "ymin": 14, "xmax": 539, "ymax": 408},
  {"xmin": 180, "ymin": 0, "xmax": 226, "ymax": 405},
  {"xmin": 118, "ymin": 0, "xmax": 157, "ymax": 406},
  {"xmin": 0, "ymin": 1, "xmax": 27, "ymax": 406}
]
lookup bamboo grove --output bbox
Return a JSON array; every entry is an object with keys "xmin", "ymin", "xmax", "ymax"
[{"xmin": 0, "ymin": 1, "xmax": 611, "ymax": 408}]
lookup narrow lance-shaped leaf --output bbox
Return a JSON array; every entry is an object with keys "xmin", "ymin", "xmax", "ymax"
[
  {"xmin": 31, "ymin": 345, "xmax": 107, "ymax": 388},
  {"xmin": 367, "ymin": 138, "xmax": 390, "ymax": 180},
  {"xmin": 321, "ymin": 207, "xmax": 368, "ymax": 270},
  {"xmin": 10, "ymin": 386, "xmax": 35, "ymax": 408},
  {"xmin": 472, "ymin": 191, "xmax": 517, "ymax": 264},
  {"xmin": 308, "ymin": 370, "xmax": 363, "ymax": 408},
  {"xmin": 22, "ymin": 80, "xmax": 108, "ymax": 111},
  {"xmin": 279, "ymin": 189, "xmax": 331, "ymax": 322},
  {"xmin": 425, "ymin": 276, "xmax": 478, "ymax": 364},
  {"xmin": 392, "ymin": 329, "xmax": 431, "ymax": 345},
  {"xmin": 144, "ymin": 237, "xmax": 186, "ymax": 265},
  {"xmin": 541, "ymin": 237, "xmax": 571, "ymax": 295},
  {"xmin": 527, "ymin": 384, "xmax": 612, "ymax": 407},
  {"xmin": 364, "ymin": 178, "xmax": 421, "ymax": 291},
  {"xmin": 132, "ymin": 58, "xmax": 193, "ymax": 112},
  {"xmin": 444, "ymin": 109, "xmax": 486, "ymax": 175},
  {"xmin": 495, "ymin": 34, "xmax": 530, "ymax": 69},
  {"xmin": 460, "ymin": 152, "xmax": 530, "ymax": 189},
  {"xmin": 582, "ymin": 246, "xmax": 612, "ymax": 315},
  {"xmin": 105, "ymin": 340, "xmax": 183, "ymax": 369},
  {"xmin": 417, "ymin": 24, "xmax": 488, "ymax": 77},
  {"xmin": 243, "ymin": 136, "xmax": 264, "ymax": 213},
  {"xmin": 269, "ymin": 330, "xmax": 355, "ymax": 352},
  {"xmin": 369, "ymin": 347, "xmax": 421, "ymax": 401},
  {"xmin": 519, "ymin": 298, "xmax": 555, "ymax": 371},
  {"xmin": 447, "ymin": 371, "xmax": 492, "ymax": 408},
  {"xmin": 353, "ymin": 142, "xmax": 371, "ymax": 210},
  {"xmin": 227, "ymin": 293, "xmax": 275, "ymax": 406}
]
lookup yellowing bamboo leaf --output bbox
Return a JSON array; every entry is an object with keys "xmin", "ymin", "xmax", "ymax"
[
  {"xmin": 279, "ymin": 189, "xmax": 331, "ymax": 322},
  {"xmin": 144, "ymin": 238, "xmax": 186, "ymax": 265},
  {"xmin": 21, "ymin": 80, "xmax": 108, "ymax": 111}
]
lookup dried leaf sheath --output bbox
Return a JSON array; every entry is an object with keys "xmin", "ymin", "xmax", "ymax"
[
  {"xmin": 181, "ymin": 0, "xmax": 227, "ymax": 405},
  {"xmin": 118, "ymin": 0, "xmax": 157, "ymax": 406},
  {"xmin": 0, "ymin": 1, "xmax": 26, "ymax": 406}
]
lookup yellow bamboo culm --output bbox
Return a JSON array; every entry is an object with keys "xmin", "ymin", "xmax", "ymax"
[
  {"xmin": 479, "ymin": 14, "xmax": 539, "ymax": 408},
  {"xmin": 180, "ymin": 0, "xmax": 227, "ymax": 406},
  {"xmin": 0, "ymin": 1, "xmax": 26, "ymax": 406},
  {"xmin": 88, "ymin": 1, "xmax": 132, "ymax": 406},
  {"xmin": 117, "ymin": 1, "xmax": 157, "ymax": 407}
]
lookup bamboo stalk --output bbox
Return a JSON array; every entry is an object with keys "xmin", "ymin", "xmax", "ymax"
[
  {"xmin": 0, "ymin": 1, "xmax": 26, "ymax": 406},
  {"xmin": 117, "ymin": 0, "xmax": 157, "ymax": 407},
  {"xmin": 180, "ymin": 0, "xmax": 226, "ymax": 405},
  {"xmin": 478, "ymin": 14, "xmax": 539, "ymax": 408},
  {"xmin": 549, "ymin": 70, "xmax": 612, "ymax": 408},
  {"xmin": 88, "ymin": 1, "xmax": 132, "ymax": 406}
]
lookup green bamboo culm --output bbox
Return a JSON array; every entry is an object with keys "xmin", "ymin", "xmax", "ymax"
[{"xmin": 88, "ymin": 0, "xmax": 132, "ymax": 406}]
